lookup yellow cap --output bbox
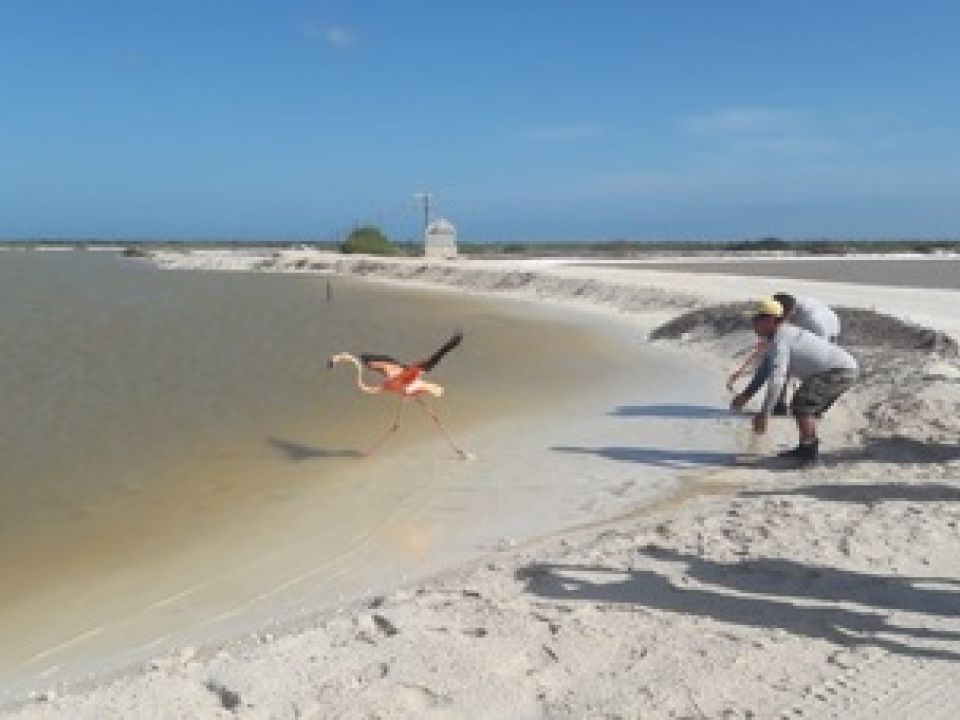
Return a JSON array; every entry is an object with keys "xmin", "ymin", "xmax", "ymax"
[{"xmin": 744, "ymin": 297, "xmax": 784, "ymax": 318}]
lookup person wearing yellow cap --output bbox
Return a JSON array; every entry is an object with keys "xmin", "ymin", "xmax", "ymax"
[
  {"xmin": 734, "ymin": 297, "xmax": 858, "ymax": 467},
  {"xmin": 731, "ymin": 293, "xmax": 841, "ymax": 414}
]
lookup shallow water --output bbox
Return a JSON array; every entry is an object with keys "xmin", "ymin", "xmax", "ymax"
[{"xmin": 1, "ymin": 251, "xmax": 671, "ymax": 692}]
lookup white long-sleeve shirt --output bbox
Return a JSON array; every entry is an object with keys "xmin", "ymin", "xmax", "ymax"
[
  {"xmin": 791, "ymin": 296, "xmax": 840, "ymax": 339},
  {"xmin": 762, "ymin": 324, "xmax": 858, "ymax": 414}
]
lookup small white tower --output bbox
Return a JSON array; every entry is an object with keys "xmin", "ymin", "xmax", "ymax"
[{"xmin": 424, "ymin": 217, "xmax": 458, "ymax": 259}]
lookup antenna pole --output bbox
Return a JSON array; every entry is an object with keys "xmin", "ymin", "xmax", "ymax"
[{"xmin": 413, "ymin": 191, "xmax": 433, "ymax": 239}]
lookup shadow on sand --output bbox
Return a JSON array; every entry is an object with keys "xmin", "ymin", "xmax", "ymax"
[
  {"xmin": 609, "ymin": 403, "xmax": 733, "ymax": 420},
  {"xmin": 552, "ymin": 444, "xmax": 740, "ymax": 469},
  {"xmin": 820, "ymin": 437, "xmax": 960, "ymax": 465},
  {"xmin": 742, "ymin": 482, "xmax": 960, "ymax": 505},
  {"xmin": 266, "ymin": 437, "xmax": 362, "ymax": 462},
  {"xmin": 516, "ymin": 558, "xmax": 960, "ymax": 661},
  {"xmin": 640, "ymin": 545, "xmax": 960, "ymax": 615}
]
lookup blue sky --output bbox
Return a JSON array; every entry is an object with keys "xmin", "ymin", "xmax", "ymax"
[{"xmin": 1, "ymin": 1, "xmax": 958, "ymax": 241}]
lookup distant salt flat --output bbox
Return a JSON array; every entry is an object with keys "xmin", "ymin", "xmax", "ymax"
[{"xmin": 574, "ymin": 255, "xmax": 960, "ymax": 290}]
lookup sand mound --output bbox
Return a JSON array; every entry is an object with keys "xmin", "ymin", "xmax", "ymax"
[
  {"xmin": 146, "ymin": 251, "xmax": 704, "ymax": 314},
  {"xmin": 650, "ymin": 304, "xmax": 959, "ymax": 356},
  {"xmin": 648, "ymin": 303, "xmax": 960, "ymax": 481}
]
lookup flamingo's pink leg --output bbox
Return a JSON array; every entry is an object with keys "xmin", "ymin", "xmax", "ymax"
[
  {"xmin": 416, "ymin": 397, "xmax": 472, "ymax": 459},
  {"xmin": 361, "ymin": 398, "xmax": 407, "ymax": 457}
]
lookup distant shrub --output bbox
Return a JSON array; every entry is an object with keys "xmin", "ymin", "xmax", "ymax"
[
  {"xmin": 724, "ymin": 236, "xmax": 788, "ymax": 252},
  {"xmin": 911, "ymin": 242, "xmax": 951, "ymax": 254},
  {"xmin": 340, "ymin": 226, "xmax": 396, "ymax": 255},
  {"xmin": 503, "ymin": 243, "xmax": 528, "ymax": 254},
  {"xmin": 392, "ymin": 240, "xmax": 421, "ymax": 257},
  {"xmin": 804, "ymin": 241, "xmax": 845, "ymax": 255}
]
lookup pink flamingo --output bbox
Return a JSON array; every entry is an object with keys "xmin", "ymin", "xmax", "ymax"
[{"xmin": 327, "ymin": 333, "xmax": 472, "ymax": 459}]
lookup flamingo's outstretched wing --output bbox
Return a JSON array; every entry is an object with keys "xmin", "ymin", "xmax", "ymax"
[
  {"xmin": 360, "ymin": 354, "xmax": 405, "ymax": 378},
  {"xmin": 416, "ymin": 333, "xmax": 463, "ymax": 372}
]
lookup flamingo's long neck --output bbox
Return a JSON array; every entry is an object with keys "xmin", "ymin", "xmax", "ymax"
[{"xmin": 334, "ymin": 354, "xmax": 381, "ymax": 394}]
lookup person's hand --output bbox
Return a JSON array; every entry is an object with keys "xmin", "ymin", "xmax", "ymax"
[
  {"xmin": 752, "ymin": 413, "xmax": 768, "ymax": 435},
  {"xmin": 730, "ymin": 393, "xmax": 747, "ymax": 411}
]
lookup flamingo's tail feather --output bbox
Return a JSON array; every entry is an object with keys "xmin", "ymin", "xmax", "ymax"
[{"xmin": 418, "ymin": 332, "xmax": 463, "ymax": 371}]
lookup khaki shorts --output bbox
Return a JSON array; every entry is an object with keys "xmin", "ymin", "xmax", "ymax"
[{"xmin": 792, "ymin": 368, "xmax": 858, "ymax": 417}]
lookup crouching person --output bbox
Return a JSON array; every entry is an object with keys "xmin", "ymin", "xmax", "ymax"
[
  {"xmin": 735, "ymin": 298, "xmax": 858, "ymax": 468},
  {"xmin": 730, "ymin": 292, "xmax": 841, "ymax": 414}
]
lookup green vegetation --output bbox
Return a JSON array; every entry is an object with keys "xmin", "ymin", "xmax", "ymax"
[
  {"xmin": 2, "ymin": 236, "xmax": 959, "ymax": 258},
  {"xmin": 723, "ymin": 236, "xmax": 789, "ymax": 252},
  {"xmin": 339, "ymin": 226, "xmax": 397, "ymax": 255},
  {"xmin": 454, "ymin": 237, "xmax": 960, "ymax": 257}
]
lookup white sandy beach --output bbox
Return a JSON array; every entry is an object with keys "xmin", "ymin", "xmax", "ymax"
[{"xmin": 5, "ymin": 250, "xmax": 960, "ymax": 719}]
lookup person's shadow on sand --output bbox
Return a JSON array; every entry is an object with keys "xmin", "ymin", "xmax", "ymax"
[
  {"xmin": 266, "ymin": 437, "xmax": 362, "ymax": 462},
  {"xmin": 515, "ymin": 561, "xmax": 960, "ymax": 661},
  {"xmin": 609, "ymin": 404, "xmax": 732, "ymax": 420},
  {"xmin": 640, "ymin": 545, "xmax": 960, "ymax": 616},
  {"xmin": 820, "ymin": 437, "xmax": 960, "ymax": 465},
  {"xmin": 742, "ymin": 482, "xmax": 960, "ymax": 505},
  {"xmin": 552, "ymin": 445, "xmax": 740, "ymax": 469}
]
